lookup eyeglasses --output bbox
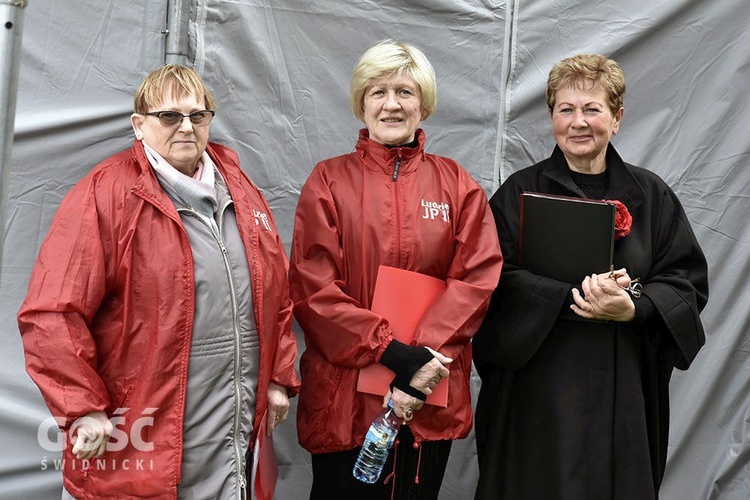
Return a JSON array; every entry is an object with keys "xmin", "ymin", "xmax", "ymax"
[{"xmin": 144, "ymin": 110, "xmax": 215, "ymax": 127}]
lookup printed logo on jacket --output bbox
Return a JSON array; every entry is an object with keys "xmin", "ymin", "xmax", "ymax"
[
  {"xmin": 253, "ymin": 209, "xmax": 272, "ymax": 231},
  {"xmin": 420, "ymin": 198, "xmax": 450, "ymax": 223}
]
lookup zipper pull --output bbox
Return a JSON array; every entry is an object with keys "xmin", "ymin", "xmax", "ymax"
[{"xmin": 392, "ymin": 156, "xmax": 402, "ymax": 181}]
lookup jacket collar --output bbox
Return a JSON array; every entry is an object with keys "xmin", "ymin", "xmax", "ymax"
[
  {"xmin": 355, "ymin": 128, "xmax": 426, "ymax": 175},
  {"xmin": 131, "ymin": 140, "xmax": 177, "ymax": 216},
  {"xmin": 130, "ymin": 140, "xmax": 246, "ymax": 216},
  {"xmin": 541, "ymin": 143, "xmax": 645, "ymax": 213}
]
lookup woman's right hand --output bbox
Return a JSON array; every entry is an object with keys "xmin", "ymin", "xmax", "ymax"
[
  {"xmin": 383, "ymin": 348, "xmax": 451, "ymax": 421},
  {"xmin": 408, "ymin": 347, "xmax": 451, "ymax": 395},
  {"xmin": 70, "ymin": 411, "xmax": 113, "ymax": 460},
  {"xmin": 571, "ymin": 269, "xmax": 636, "ymax": 322}
]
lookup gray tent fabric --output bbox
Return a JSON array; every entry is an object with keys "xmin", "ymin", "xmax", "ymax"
[{"xmin": 1, "ymin": 1, "xmax": 748, "ymax": 499}]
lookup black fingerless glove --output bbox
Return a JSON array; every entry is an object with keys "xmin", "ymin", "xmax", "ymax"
[{"xmin": 380, "ymin": 339, "xmax": 434, "ymax": 401}]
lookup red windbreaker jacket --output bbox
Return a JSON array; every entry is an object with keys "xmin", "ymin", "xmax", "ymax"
[
  {"xmin": 18, "ymin": 140, "xmax": 301, "ymax": 499},
  {"xmin": 290, "ymin": 129, "xmax": 503, "ymax": 453}
]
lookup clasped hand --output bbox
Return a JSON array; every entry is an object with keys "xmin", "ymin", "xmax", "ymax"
[
  {"xmin": 384, "ymin": 347, "xmax": 452, "ymax": 421},
  {"xmin": 70, "ymin": 411, "xmax": 114, "ymax": 460},
  {"xmin": 571, "ymin": 268, "xmax": 636, "ymax": 322}
]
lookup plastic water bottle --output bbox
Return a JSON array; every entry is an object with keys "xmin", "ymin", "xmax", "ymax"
[{"xmin": 352, "ymin": 400, "xmax": 402, "ymax": 483}]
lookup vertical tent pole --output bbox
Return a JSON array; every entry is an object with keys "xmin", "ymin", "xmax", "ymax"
[
  {"xmin": 0, "ymin": 0, "xmax": 26, "ymax": 280},
  {"xmin": 165, "ymin": 0, "xmax": 189, "ymax": 65}
]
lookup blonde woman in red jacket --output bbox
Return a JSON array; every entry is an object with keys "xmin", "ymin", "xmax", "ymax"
[
  {"xmin": 18, "ymin": 65, "xmax": 300, "ymax": 499},
  {"xmin": 289, "ymin": 40, "xmax": 503, "ymax": 499}
]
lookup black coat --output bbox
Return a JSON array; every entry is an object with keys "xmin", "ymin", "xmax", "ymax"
[{"xmin": 473, "ymin": 145, "xmax": 709, "ymax": 500}]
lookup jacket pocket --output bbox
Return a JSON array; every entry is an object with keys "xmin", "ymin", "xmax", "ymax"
[{"xmin": 299, "ymin": 353, "xmax": 342, "ymax": 413}]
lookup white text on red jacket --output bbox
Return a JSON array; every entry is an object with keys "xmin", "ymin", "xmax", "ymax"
[
  {"xmin": 420, "ymin": 198, "xmax": 450, "ymax": 223},
  {"xmin": 253, "ymin": 209, "xmax": 272, "ymax": 231}
]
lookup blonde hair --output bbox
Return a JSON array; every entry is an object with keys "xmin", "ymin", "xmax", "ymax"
[
  {"xmin": 546, "ymin": 54, "xmax": 625, "ymax": 115},
  {"xmin": 133, "ymin": 64, "xmax": 215, "ymax": 113},
  {"xmin": 350, "ymin": 39, "xmax": 437, "ymax": 122}
]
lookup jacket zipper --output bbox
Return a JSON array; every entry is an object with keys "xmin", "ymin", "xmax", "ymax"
[
  {"xmin": 392, "ymin": 153, "xmax": 403, "ymax": 266},
  {"xmin": 391, "ymin": 155, "xmax": 402, "ymax": 181},
  {"xmin": 180, "ymin": 205, "xmax": 246, "ymax": 498}
]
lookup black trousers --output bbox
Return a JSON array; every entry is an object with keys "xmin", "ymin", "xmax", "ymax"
[{"xmin": 310, "ymin": 426, "xmax": 452, "ymax": 500}]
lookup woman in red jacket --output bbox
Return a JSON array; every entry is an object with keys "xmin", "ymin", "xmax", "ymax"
[
  {"xmin": 289, "ymin": 39, "xmax": 503, "ymax": 499},
  {"xmin": 18, "ymin": 64, "xmax": 300, "ymax": 499}
]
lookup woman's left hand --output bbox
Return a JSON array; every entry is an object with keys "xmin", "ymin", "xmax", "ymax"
[
  {"xmin": 383, "ymin": 388, "xmax": 424, "ymax": 422},
  {"xmin": 266, "ymin": 382, "xmax": 290, "ymax": 435},
  {"xmin": 571, "ymin": 269, "xmax": 636, "ymax": 322}
]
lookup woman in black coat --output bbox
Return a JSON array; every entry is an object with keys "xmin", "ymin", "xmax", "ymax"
[{"xmin": 473, "ymin": 54, "xmax": 709, "ymax": 500}]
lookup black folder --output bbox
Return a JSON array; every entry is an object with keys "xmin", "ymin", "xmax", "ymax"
[{"xmin": 519, "ymin": 192, "xmax": 615, "ymax": 284}]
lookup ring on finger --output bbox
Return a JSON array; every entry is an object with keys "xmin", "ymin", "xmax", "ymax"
[{"xmin": 404, "ymin": 407, "xmax": 414, "ymax": 418}]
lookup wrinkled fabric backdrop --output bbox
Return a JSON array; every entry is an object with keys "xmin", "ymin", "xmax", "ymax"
[{"xmin": 1, "ymin": 0, "xmax": 748, "ymax": 498}]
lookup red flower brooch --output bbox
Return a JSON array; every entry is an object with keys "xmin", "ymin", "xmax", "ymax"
[{"xmin": 605, "ymin": 200, "xmax": 632, "ymax": 240}]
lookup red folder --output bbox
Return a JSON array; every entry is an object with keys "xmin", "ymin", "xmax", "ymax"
[
  {"xmin": 251, "ymin": 411, "xmax": 277, "ymax": 500},
  {"xmin": 356, "ymin": 265, "xmax": 449, "ymax": 407}
]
